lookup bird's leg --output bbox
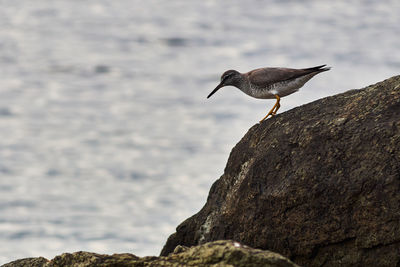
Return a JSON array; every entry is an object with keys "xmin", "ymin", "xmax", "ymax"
[
  {"xmin": 259, "ymin": 95, "xmax": 280, "ymax": 123},
  {"xmin": 271, "ymin": 95, "xmax": 281, "ymax": 115}
]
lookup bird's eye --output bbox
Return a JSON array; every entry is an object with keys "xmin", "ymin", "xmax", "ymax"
[{"xmin": 222, "ymin": 73, "xmax": 231, "ymax": 81}]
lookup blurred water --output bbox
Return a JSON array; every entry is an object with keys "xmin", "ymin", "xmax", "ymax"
[{"xmin": 0, "ymin": 0, "xmax": 399, "ymax": 264}]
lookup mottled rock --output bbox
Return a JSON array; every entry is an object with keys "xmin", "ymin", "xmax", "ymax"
[
  {"xmin": 2, "ymin": 240, "xmax": 298, "ymax": 267},
  {"xmin": 161, "ymin": 75, "xmax": 400, "ymax": 266},
  {"xmin": 2, "ymin": 257, "xmax": 48, "ymax": 267}
]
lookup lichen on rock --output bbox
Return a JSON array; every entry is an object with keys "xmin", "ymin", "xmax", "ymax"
[{"xmin": 2, "ymin": 240, "xmax": 298, "ymax": 267}]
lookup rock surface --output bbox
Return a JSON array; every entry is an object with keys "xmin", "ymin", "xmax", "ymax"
[
  {"xmin": 161, "ymin": 76, "xmax": 400, "ymax": 266},
  {"xmin": 2, "ymin": 240, "xmax": 298, "ymax": 267}
]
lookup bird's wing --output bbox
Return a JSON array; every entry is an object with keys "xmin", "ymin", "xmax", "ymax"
[{"xmin": 248, "ymin": 66, "xmax": 326, "ymax": 87}]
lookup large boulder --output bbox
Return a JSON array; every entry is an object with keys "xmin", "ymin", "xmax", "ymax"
[
  {"xmin": 161, "ymin": 76, "xmax": 400, "ymax": 266},
  {"xmin": 2, "ymin": 240, "xmax": 298, "ymax": 267}
]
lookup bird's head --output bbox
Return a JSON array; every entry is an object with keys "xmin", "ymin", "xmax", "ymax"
[{"xmin": 207, "ymin": 70, "xmax": 241, "ymax": 98}]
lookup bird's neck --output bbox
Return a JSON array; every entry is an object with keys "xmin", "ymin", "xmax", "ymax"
[{"xmin": 235, "ymin": 75, "xmax": 251, "ymax": 94}]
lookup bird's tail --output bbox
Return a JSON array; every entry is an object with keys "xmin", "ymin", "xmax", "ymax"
[{"xmin": 303, "ymin": 64, "xmax": 331, "ymax": 72}]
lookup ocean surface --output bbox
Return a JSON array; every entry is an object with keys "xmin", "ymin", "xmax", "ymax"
[{"xmin": 0, "ymin": 0, "xmax": 399, "ymax": 264}]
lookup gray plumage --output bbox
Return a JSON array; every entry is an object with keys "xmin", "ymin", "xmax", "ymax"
[{"xmin": 207, "ymin": 65, "xmax": 330, "ymax": 122}]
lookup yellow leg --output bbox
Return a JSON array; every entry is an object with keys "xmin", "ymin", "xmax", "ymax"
[
  {"xmin": 259, "ymin": 95, "xmax": 280, "ymax": 123},
  {"xmin": 271, "ymin": 96, "xmax": 281, "ymax": 115}
]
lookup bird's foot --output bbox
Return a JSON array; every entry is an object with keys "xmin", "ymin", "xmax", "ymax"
[
  {"xmin": 260, "ymin": 95, "xmax": 280, "ymax": 123},
  {"xmin": 259, "ymin": 113, "xmax": 273, "ymax": 123}
]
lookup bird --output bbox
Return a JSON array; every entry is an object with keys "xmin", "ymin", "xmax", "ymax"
[{"xmin": 207, "ymin": 65, "xmax": 330, "ymax": 122}]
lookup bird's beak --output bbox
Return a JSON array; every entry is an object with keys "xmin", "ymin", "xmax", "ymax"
[{"xmin": 207, "ymin": 82, "xmax": 224, "ymax": 99}]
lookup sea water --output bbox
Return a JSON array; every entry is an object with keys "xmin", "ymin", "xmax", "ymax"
[{"xmin": 0, "ymin": 0, "xmax": 399, "ymax": 264}]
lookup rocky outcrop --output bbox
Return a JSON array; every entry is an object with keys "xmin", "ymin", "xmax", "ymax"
[
  {"xmin": 161, "ymin": 76, "xmax": 400, "ymax": 266},
  {"xmin": 2, "ymin": 240, "xmax": 298, "ymax": 267}
]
